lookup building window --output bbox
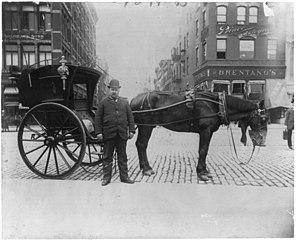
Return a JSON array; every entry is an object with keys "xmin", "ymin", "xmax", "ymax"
[
  {"xmin": 22, "ymin": 45, "xmax": 36, "ymax": 67},
  {"xmin": 181, "ymin": 61, "xmax": 185, "ymax": 75},
  {"xmin": 249, "ymin": 7, "xmax": 258, "ymax": 23},
  {"xmin": 21, "ymin": 5, "xmax": 35, "ymax": 31},
  {"xmin": 267, "ymin": 39, "xmax": 277, "ymax": 59},
  {"xmin": 38, "ymin": 4, "xmax": 51, "ymax": 31},
  {"xmin": 202, "ymin": 42, "xmax": 207, "ymax": 62},
  {"xmin": 3, "ymin": 5, "xmax": 19, "ymax": 30},
  {"xmin": 195, "ymin": 47, "xmax": 199, "ymax": 67},
  {"xmin": 195, "ymin": 19, "xmax": 199, "ymax": 35},
  {"xmin": 39, "ymin": 45, "xmax": 52, "ymax": 66},
  {"xmin": 217, "ymin": 6, "xmax": 227, "ymax": 24},
  {"xmin": 232, "ymin": 81, "xmax": 245, "ymax": 94},
  {"xmin": 202, "ymin": 10, "xmax": 206, "ymax": 28},
  {"xmin": 217, "ymin": 39, "xmax": 226, "ymax": 59},
  {"xmin": 5, "ymin": 44, "xmax": 19, "ymax": 70},
  {"xmin": 239, "ymin": 39, "xmax": 254, "ymax": 59},
  {"xmin": 248, "ymin": 81, "xmax": 265, "ymax": 100},
  {"xmin": 237, "ymin": 6, "xmax": 246, "ymax": 25},
  {"xmin": 212, "ymin": 81, "xmax": 229, "ymax": 94}
]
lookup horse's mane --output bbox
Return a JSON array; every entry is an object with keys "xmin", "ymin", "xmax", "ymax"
[{"xmin": 197, "ymin": 92, "xmax": 257, "ymax": 111}]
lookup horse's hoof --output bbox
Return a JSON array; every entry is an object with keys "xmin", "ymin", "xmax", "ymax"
[
  {"xmin": 206, "ymin": 173, "xmax": 213, "ymax": 179},
  {"xmin": 143, "ymin": 169, "xmax": 155, "ymax": 176},
  {"xmin": 197, "ymin": 173, "xmax": 209, "ymax": 181}
]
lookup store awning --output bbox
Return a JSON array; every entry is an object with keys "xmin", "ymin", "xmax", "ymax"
[
  {"xmin": 4, "ymin": 87, "xmax": 19, "ymax": 95},
  {"xmin": 4, "ymin": 101, "xmax": 19, "ymax": 107},
  {"xmin": 265, "ymin": 79, "xmax": 292, "ymax": 109}
]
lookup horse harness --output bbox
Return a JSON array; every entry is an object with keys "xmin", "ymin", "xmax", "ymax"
[{"xmin": 135, "ymin": 91, "xmax": 230, "ymax": 129}]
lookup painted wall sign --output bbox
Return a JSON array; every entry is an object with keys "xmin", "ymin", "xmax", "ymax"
[
  {"xmin": 211, "ymin": 68, "xmax": 285, "ymax": 79},
  {"xmin": 195, "ymin": 67, "xmax": 285, "ymax": 81},
  {"xmin": 217, "ymin": 24, "xmax": 271, "ymax": 38},
  {"xmin": 4, "ymin": 33, "xmax": 51, "ymax": 41}
]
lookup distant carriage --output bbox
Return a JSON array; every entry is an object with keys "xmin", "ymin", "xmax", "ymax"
[{"xmin": 16, "ymin": 62, "xmax": 104, "ymax": 179}]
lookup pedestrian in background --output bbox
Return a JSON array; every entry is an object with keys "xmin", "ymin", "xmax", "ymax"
[
  {"xmin": 95, "ymin": 79, "xmax": 136, "ymax": 186},
  {"xmin": 284, "ymin": 99, "xmax": 294, "ymax": 150}
]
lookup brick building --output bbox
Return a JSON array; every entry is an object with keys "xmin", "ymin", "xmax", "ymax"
[
  {"xmin": 2, "ymin": 2, "xmax": 103, "ymax": 123},
  {"xmin": 160, "ymin": 2, "xmax": 293, "ymax": 122}
]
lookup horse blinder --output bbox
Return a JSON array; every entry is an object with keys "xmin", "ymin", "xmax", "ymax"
[{"xmin": 248, "ymin": 109, "xmax": 267, "ymax": 146}]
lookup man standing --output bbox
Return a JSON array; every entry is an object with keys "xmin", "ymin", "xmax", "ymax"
[
  {"xmin": 285, "ymin": 99, "xmax": 294, "ymax": 150},
  {"xmin": 95, "ymin": 79, "xmax": 136, "ymax": 186}
]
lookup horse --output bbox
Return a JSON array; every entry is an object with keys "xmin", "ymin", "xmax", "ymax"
[{"xmin": 130, "ymin": 91, "xmax": 268, "ymax": 181}]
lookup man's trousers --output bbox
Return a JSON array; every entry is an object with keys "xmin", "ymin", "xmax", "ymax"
[{"xmin": 102, "ymin": 135, "xmax": 129, "ymax": 181}]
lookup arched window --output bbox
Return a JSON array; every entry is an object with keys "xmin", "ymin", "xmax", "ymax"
[
  {"xmin": 217, "ymin": 6, "xmax": 227, "ymax": 24},
  {"xmin": 237, "ymin": 6, "xmax": 246, "ymax": 25},
  {"xmin": 249, "ymin": 7, "xmax": 258, "ymax": 23}
]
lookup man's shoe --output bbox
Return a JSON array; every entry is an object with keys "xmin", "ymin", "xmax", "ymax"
[
  {"xmin": 121, "ymin": 178, "xmax": 134, "ymax": 184},
  {"xmin": 289, "ymin": 146, "xmax": 293, "ymax": 150},
  {"xmin": 101, "ymin": 179, "xmax": 111, "ymax": 186}
]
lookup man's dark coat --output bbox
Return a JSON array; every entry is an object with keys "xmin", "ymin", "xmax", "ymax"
[{"xmin": 95, "ymin": 96, "xmax": 135, "ymax": 140}]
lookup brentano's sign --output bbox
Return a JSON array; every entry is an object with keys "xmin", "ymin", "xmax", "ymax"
[{"xmin": 194, "ymin": 66, "xmax": 286, "ymax": 81}]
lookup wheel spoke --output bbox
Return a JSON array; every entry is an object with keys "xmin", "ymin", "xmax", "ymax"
[
  {"xmin": 56, "ymin": 145, "xmax": 72, "ymax": 169},
  {"xmin": 44, "ymin": 147, "xmax": 52, "ymax": 174},
  {"xmin": 21, "ymin": 139, "xmax": 45, "ymax": 142},
  {"xmin": 56, "ymin": 134, "xmax": 81, "ymax": 141},
  {"xmin": 52, "ymin": 147, "xmax": 60, "ymax": 175},
  {"xmin": 25, "ymin": 144, "xmax": 46, "ymax": 155},
  {"xmin": 33, "ymin": 146, "xmax": 49, "ymax": 167},
  {"xmin": 57, "ymin": 143, "xmax": 80, "ymax": 159},
  {"xmin": 31, "ymin": 113, "xmax": 47, "ymax": 133},
  {"xmin": 87, "ymin": 144, "xmax": 92, "ymax": 164},
  {"xmin": 24, "ymin": 124, "xmax": 46, "ymax": 138},
  {"xmin": 57, "ymin": 127, "xmax": 79, "ymax": 139},
  {"xmin": 91, "ymin": 144, "xmax": 98, "ymax": 152}
]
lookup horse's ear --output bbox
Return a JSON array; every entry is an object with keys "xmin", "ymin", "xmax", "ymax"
[{"xmin": 257, "ymin": 100, "xmax": 265, "ymax": 109}]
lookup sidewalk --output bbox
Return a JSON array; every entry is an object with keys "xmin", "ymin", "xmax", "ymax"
[{"xmin": 2, "ymin": 178, "xmax": 293, "ymax": 238}]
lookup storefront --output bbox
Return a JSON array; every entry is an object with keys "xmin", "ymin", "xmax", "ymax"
[{"xmin": 194, "ymin": 65, "xmax": 290, "ymax": 122}]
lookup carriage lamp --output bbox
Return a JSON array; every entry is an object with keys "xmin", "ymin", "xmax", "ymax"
[{"xmin": 57, "ymin": 56, "xmax": 69, "ymax": 91}]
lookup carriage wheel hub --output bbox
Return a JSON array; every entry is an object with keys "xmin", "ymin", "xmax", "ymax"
[{"xmin": 45, "ymin": 136, "xmax": 56, "ymax": 146}]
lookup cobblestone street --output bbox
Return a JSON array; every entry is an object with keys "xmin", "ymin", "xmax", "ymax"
[{"xmin": 2, "ymin": 123, "xmax": 294, "ymax": 187}]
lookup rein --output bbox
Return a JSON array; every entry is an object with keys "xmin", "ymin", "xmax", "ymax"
[
  {"xmin": 228, "ymin": 124, "xmax": 258, "ymax": 165},
  {"xmin": 133, "ymin": 97, "xmax": 222, "ymax": 114}
]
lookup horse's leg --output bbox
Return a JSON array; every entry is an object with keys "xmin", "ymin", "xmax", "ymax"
[
  {"xmin": 135, "ymin": 126, "xmax": 155, "ymax": 176},
  {"xmin": 239, "ymin": 120, "xmax": 247, "ymax": 146},
  {"xmin": 197, "ymin": 128, "xmax": 213, "ymax": 181}
]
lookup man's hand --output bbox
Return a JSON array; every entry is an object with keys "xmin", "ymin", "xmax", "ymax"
[
  {"xmin": 128, "ymin": 132, "xmax": 134, "ymax": 139},
  {"xmin": 97, "ymin": 134, "xmax": 103, "ymax": 141}
]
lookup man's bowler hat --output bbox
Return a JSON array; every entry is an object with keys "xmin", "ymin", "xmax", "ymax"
[{"xmin": 108, "ymin": 79, "xmax": 121, "ymax": 88}]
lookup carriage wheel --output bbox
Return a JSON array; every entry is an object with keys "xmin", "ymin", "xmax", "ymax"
[
  {"xmin": 62, "ymin": 141, "xmax": 104, "ymax": 166},
  {"xmin": 18, "ymin": 102, "xmax": 86, "ymax": 179}
]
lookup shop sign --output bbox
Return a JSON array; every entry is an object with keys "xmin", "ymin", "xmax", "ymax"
[
  {"xmin": 217, "ymin": 24, "xmax": 270, "ymax": 38},
  {"xmin": 195, "ymin": 67, "xmax": 285, "ymax": 81},
  {"xmin": 211, "ymin": 68, "xmax": 285, "ymax": 79},
  {"xmin": 4, "ymin": 33, "xmax": 51, "ymax": 41}
]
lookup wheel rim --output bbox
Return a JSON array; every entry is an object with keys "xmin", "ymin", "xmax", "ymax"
[
  {"xmin": 18, "ymin": 103, "xmax": 86, "ymax": 179},
  {"xmin": 63, "ymin": 141, "xmax": 103, "ymax": 166}
]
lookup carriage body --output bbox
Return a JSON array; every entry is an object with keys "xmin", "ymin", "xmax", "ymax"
[{"xmin": 16, "ymin": 63, "xmax": 104, "ymax": 179}]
